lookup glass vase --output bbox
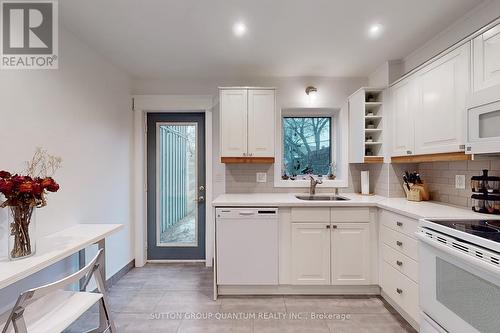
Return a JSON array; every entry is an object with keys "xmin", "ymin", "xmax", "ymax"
[{"xmin": 8, "ymin": 206, "xmax": 36, "ymax": 260}]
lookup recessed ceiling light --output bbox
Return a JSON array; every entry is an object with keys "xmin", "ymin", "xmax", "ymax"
[
  {"xmin": 233, "ymin": 22, "xmax": 247, "ymax": 37},
  {"xmin": 368, "ymin": 23, "xmax": 383, "ymax": 38}
]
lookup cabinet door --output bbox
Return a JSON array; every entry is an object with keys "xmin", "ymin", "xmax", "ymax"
[
  {"xmin": 414, "ymin": 44, "xmax": 469, "ymax": 154},
  {"xmin": 331, "ymin": 223, "xmax": 370, "ymax": 285},
  {"xmin": 248, "ymin": 89, "xmax": 275, "ymax": 157},
  {"xmin": 220, "ymin": 89, "xmax": 248, "ymax": 157},
  {"xmin": 473, "ymin": 23, "xmax": 500, "ymax": 94},
  {"xmin": 391, "ymin": 79, "xmax": 416, "ymax": 156},
  {"xmin": 291, "ymin": 223, "xmax": 330, "ymax": 285}
]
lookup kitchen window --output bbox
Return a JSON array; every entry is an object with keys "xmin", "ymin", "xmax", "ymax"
[
  {"xmin": 282, "ymin": 117, "xmax": 332, "ymax": 177},
  {"xmin": 274, "ymin": 107, "xmax": 348, "ymax": 188}
]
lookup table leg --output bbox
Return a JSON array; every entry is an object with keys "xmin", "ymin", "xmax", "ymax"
[
  {"xmin": 97, "ymin": 239, "xmax": 108, "ymax": 332},
  {"xmin": 78, "ymin": 249, "xmax": 85, "ymax": 291}
]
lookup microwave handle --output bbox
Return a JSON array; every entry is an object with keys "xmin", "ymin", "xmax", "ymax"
[{"xmin": 417, "ymin": 233, "xmax": 500, "ymax": 277}]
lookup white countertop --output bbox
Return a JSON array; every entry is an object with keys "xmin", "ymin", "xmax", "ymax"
[
  {"xmin": 213, "ymin": 193, "xmax": 498, "ymax": 220},
  {"xmin": 0, "ymin": 224, "xmax": 123, "ymax": 290}
]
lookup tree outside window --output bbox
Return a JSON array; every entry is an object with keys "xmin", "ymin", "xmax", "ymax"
[{"xmin": 283, "ymin": 117, "xmax": 332, "ymax": 177}]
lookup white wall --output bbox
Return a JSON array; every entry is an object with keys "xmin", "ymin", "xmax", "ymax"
[
  {"xmin": 402, "ymin": 0, "xmax": 500, "ymax": 74},
  {"xmin": 0, "ymin": 27, "xmax": 133, "ymax": 309}
]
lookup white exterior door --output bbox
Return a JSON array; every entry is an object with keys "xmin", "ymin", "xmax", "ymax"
[
  {"xmin": 414, "ymin": 44, "xmax": 469, "ymax": 154},
  {"xmin": 291, "ymin": 223, "xmax": 331, "ymax": 285},
  {"xmin": 331, "ymin": 223, "xmax": 370, "ymax": 285},
  {"xmin": 473, "ymin": 23, "xmax": 500, "ymax": 95},
  {"xmin": 220, "ymin": 89, "xmax": 248, "ymax": 157},
  {"xmin": 391, "ymin": 79, "xmax": 416, "ymax": 156},
  {"xmin": 247, "ymin": 89, "xmax": 275, "ymax": 157}
]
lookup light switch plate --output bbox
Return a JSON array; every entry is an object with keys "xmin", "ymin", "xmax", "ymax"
[
  {"xmin": 256, "ymin": 172, "xmax": 267, "ymax": 183},
  {"xmin": 455, "ymin": 175, "xmax": 466, "ymax": 189}
]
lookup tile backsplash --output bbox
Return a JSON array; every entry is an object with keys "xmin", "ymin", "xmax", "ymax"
[{"xmin": 418, "ymin": 157, "xmax": 500, "ymax": 208}]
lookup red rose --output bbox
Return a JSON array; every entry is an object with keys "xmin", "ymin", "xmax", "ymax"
[
  {"xmin": 46, "ymin": 182, "xmax": 60, "ymax": 192},
  {"xmin": 19, "ymin": 181, "xmax": 34, "ymax": 193},
  {"xmin": 0, "ymin": 171, "xmax": 11, "ymax": 179},
  {"xmin": 41, "ymin": 177, "xmax": 55, "ymax": 188},
  {"xmin": 11, "ymin": 175, "xmax": 25, "ymax": 185},
  {"xmin": 32, "ymin": 182, "xmax": 43, "ymax": 195},
  {"xmin": 0, "ymin": 179, "xmax": 13, "ymax": 195}
]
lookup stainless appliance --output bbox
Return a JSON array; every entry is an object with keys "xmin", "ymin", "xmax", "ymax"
[
  {"xmin": 216, "ymin": 208, "xmax": 279, "ymax": 285},
  {"xmin": 466, "ymin": 100, "xmax": 500, "ymax": 154},
  {"xmin": 418, "ymin": 218, "xmax": 500, "ymax": 333}
]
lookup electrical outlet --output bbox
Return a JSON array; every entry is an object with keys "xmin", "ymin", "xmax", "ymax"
[
  {"xmin": 455, "ymin": 175, "xmax": 466, "ymax": 189},
  {"xmin": 256, "ymin": 172, "xmax": 267, "ymax": 183}
]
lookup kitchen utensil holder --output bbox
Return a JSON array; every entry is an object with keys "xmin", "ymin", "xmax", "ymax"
[{"xmin": 403, "ymin": 182, "xmax": 430, "ymax": 202}]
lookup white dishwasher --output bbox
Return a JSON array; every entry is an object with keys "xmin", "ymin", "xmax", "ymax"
[{"xmin": 216, "ymin": 207, "xmax": 279, "ymax": 285}]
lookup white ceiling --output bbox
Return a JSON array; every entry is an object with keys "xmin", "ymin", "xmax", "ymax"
[{"xmin": 60, "ymin": 0, "xmax": 484, "ymax": 79}]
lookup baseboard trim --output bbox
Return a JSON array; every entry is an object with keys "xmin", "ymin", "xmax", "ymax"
[
  {"xmin": 147, "ymin": 260, "xmax": 206, "ymax": 263},
  {"xmin": 107, "ymin": 259, "xmax": 135, "ymax": 288},
  {"xmin": 218, "ymin": 284, "xmax": 380, "ymax": 296}
]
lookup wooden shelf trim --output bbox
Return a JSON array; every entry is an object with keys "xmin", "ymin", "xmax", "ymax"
[
  {"xmin": 221, "ymin": 157, "xmax": 275, "ymax": 164},
  {"xmin": 391, "ymin": 152, "xmax": 471, "ymax": 164},
  {"xmin": 364, "ymin": 156, "xmax": 384, "ymax": 164}
]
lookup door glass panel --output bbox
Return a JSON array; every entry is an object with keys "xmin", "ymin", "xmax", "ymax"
[
  {"xmin": 157, "ymin": 123, "xmax": 197, "ymax": 247},
  {"xmin": 436, "ymin": 258, "xmax": 500, "ymax": 333},
  {"xmin": 479, "ymin": 110, "xmax": 500, "ymax": 138}
]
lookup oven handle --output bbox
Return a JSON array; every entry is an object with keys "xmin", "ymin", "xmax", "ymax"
[{"xmin": 417, "ymin": 232, "xmax": 500, "ymax": 276}]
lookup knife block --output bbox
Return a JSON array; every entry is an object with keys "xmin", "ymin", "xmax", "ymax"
[{"xmin": 403, "ymin": 182, "xmax": 430, "ymax": 202}]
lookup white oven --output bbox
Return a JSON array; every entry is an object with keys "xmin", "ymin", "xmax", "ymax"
[
  {"xmin": 418, "ymin": 226, "xmax": 500, "ymax": 333},
  {"xmin": 466, "ymin": 100, "xmax": 500, "ymax": 154}
]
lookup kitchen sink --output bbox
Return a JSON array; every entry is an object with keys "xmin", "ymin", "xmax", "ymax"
[{"xmin": 295, "ymin": 195, "xmax": 349, "ymax": 201}]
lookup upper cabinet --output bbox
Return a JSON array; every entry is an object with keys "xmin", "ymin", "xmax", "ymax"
[
  {"xmin": 391, "ymin": 79, "xmax": 416, "ymax": 157},
  {"xmin": 472, "ymin": 22, "xmax": 500, "ymax": 104},
  {"xmin": 414, "ymin": 44, "xmax": 469, "ymax": 155},
  {"xmin": 219, "ymin": 88, "xmax": 275, "ymax": 163},
  {"xmin": 389, "ymin": 44, "xmax": 469, "ymax": 158}
]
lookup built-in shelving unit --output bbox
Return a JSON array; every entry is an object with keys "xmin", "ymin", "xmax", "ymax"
[{"xmin": 348, "ymin": 87, "xmax": 385, "ymax": 163}]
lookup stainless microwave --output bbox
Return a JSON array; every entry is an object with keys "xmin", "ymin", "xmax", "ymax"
[{"xmin": 466, "ymin": 100, "xmax": 500, "ymax": 154}]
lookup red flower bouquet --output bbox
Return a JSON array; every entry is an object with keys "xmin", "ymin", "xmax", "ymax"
[{"xmin": 0, "ymin": 148, "xmax": 61, "ymax": 259}]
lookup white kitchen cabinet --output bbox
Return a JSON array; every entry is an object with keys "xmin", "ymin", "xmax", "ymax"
[
  {"xmin": 247, "ymin": 89, "xmax": 275, "ymax": 157},
  {"xmin": 414, "ymin": 44, "xmax": 469, "ymax": 154},
  {"xmin": 219, "ymin": 87, "xmax": 275, "ymax": 162},
  {"xmin": 390, "ymin": 79, "xmax": 416, "ymax": 156},
  {"xmin": 220, "ymin": 89, "xmax": 248, "ymax": 157},
  {"xmin": 331, "ymin": 223, "xmax": 370, "ymax": 285},
  {"xmin": 291, "ymin": 223, "xmax": 331, "ymax": 285},
  {"xmin": 472, "ymin": 23, "xmax": 500, "ymax": 97}
]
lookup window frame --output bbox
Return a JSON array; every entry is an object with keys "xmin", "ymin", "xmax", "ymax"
[{"xmin": 274, "ymin": 107, "xmax": 349, "ymax": 188}]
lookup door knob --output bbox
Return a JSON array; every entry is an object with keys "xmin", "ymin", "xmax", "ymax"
[
  {"xmin": 199, "ymin": 185, "xmax": 205, "ymax": 192},
  {"xmin": 197, "ymin": 196, "xmax": 205, "ymax": 202}
]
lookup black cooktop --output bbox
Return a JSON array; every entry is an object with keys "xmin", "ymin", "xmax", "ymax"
[{"xmin": 427, "ymin": 219, "xmax": 500, "ymax": 243}]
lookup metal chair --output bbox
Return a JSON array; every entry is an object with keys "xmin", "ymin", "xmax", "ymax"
[{"xmin": 1, "ymin": 249, "xmax": 116, "ymax": 333}]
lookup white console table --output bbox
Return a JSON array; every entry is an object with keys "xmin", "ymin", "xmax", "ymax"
[{"xmin": 0, "ymin": 224, "xmax": 123, "ymax": 290}]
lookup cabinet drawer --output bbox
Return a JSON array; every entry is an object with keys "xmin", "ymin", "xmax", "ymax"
[
  {"xmin": 381, "ymin": 262, "xmax": 419, "ymax": 322},
  {"xmin": 291, "ymin": 208, "xmax": 330, "ymax": 223},
  {"xmin": 380, "ymin": 210, "xmax": 418, "ymax": 239},
  {"xmin": 331, "ymin": 207, "xmax": 370, "ymax": 223},
  {"xmin": 381, "ymin": 226, "xmax": 418, "ymax": 261},
  {"xmin": 382, "ymin": 244, "xmax": 418, "ymax": 283}
]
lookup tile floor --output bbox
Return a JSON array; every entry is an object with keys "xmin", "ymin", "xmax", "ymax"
[{"xmin": 66, "ymin": 263, "xmax": 417, "ymax": 333}]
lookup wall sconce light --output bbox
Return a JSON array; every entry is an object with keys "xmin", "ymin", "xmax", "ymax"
[{"xmin": 305, "ymin": 86, "xmax": 317, "ymax": 96}]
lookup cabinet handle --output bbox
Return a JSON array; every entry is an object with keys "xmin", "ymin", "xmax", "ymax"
[
  {"xmin": 243, "ymin": 152, "xmax": 247, "ymax": 157},
  {"xmin": 326, "ymin": 225, "xmax": 331, "ymax": 229},
  {"xmin": 406, "ymin": 150, "xmax": 412, "ymax": 155},
  {"xmin": 332, "ymin": 225, "xmax": 338, "ymax": 229},
  {"xmin": 396, "ymin": 288, "xmax": 403, "ymax": 294},
  {"xmin": 396, "ymin": 260, "xmax": 403, "ymax": 266},
  {"xmin": 396, "ymin": 241, "xmax": 403, "ymax": 247},
  {"xmin": 396, "ymin": 222, "xmax": 403, "ymax": 227}
]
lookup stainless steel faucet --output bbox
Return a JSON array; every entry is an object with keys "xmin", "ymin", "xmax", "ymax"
[{"xmin": 309, "ymin": 175, "xmax": 323, "ymax": 195}]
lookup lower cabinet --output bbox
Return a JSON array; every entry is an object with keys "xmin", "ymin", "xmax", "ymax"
[
  {"xmin": 290, "ymin": 209, "xmax": 371, "ymax": 286},
  {"xmin": 291, "ymin": 223, "xmax": 331, "ymax": 285},
  {"xmin": 331, "ymin": 223, "xmax": 370, "ymax": 285}
]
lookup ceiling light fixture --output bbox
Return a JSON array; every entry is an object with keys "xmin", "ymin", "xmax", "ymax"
[
  {"xmin": 305, "ymin": 86, "xmax": 317, "ymax": 96},
  {"xmin": 233, "ymin": 22, "xmax": 247, "ymax": 37},
  {"xmin": 368, "ymin": 23, "xmax": 383, "ymax": 38}
]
